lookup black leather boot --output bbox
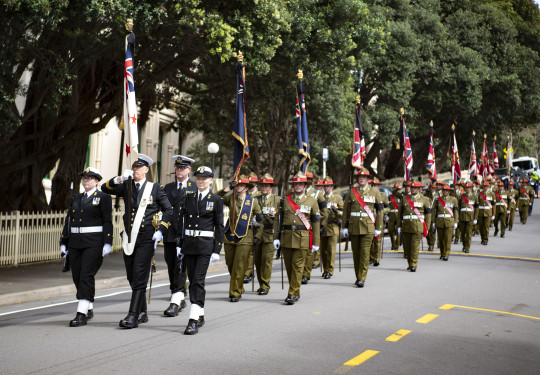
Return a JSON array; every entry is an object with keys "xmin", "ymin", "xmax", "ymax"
[
  {"xmin": 69, "ymin": 312, "xmax": 87, "ymax": 327},
  {"xmin": 138, "ymin": 290, "xmax": 148, "ymax": 324},
  {"xmin": 119, "ymin": 290, "xmax": 142, "ymax": 329},
  {"xmin": 164, "ymin": 303, "xmax": 180, "ymax": 317},
  {"xmin": 184, "ymin": 319, "xmax": 199, "ymax": 335}
]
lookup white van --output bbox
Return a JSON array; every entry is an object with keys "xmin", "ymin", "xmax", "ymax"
[{"xmin": 511, "ymin": 157, "xmax": 539, "ymax": 174}]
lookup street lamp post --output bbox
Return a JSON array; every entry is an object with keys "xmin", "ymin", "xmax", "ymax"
[
  {"xmin": 208, "ymin": 142, "xmax": 219, "ymax": 172},
  {"xmin": 322, "ymin": 147, "xmax": 329, "ymax": 178}
]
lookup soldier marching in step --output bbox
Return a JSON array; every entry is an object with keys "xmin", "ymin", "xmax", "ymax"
[
  {"xmin": 492, "ymin": 181, "xmax": 509, "ymax": 238},
  {"xmin": 477, "ymin": 181, "xmax": 495, "ymax": 246},
  {"xmin": 388, "ymin": 183, "xmax": 402, "ymax": 251},
  {"xmin": 432, "ymin": 185, "xmax": 458, "ymax": 261},
  {"xmin": 457, "ymin": 181, "xmax": 479, "ymax": 253},
  {"xmin": 369, "ymin": 177, "xmax": 388, "ymax": 266},
  {"xmin": 320, "ymin": 176, "xmax": 343, "ymax": 279}
]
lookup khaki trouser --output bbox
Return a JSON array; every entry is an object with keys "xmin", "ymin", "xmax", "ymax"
[
  {"xmin": 225, "ymin": 243, "xmax": 251, "ymax": 298},
  {"xmin": 351, "ymin": 234, "xmax": 373, "ymax": 282},
  {"xmin": 437, "ymin": 226, "xmax": 453, "ymax": 257},
  {"xmin": 493, "ymin": 211, "xmax": 506, "ymax": 236},
  {"xmin": 508, "ymin": 208, "xmax": 516, "ymax": 229},
  {"xmin": 369, "ymin": 235, "xmax": 381, "ymax": 263},
  {"xmin": 453, "ymin": 225, "xmax": 461, "ymax": 243},
  {"xmin": 519, "ymin": 203, "xmax": 529, "ymax": 223},
  {"xmin": 244, "ymin": 251, "xmax": 254, "ymax": 278},
  {"xmin": 427, "ymin": 223, "xmax": 436, "ymax": 247},
  {"xmin": 313, "ymin": 248, "xmax": 320, "ymax": 267},
  {"xmin": 282, "ymin": 247, "xmax": 308, "ymax": 297},
  {"xmin": 388, "ymin": 218, "xmax": 400, "ymax": 249},
  {"xmin": 459, "ymin": 220, "xmax": 473, "ymax": 250},
  {"xmin": 303, "ymin": 248, "xmax": 316, "ymax": 279},
  {"xmin": 254, "ymin": 242, "xmax": 275, "ymax": 292},
  {"xmin": 320, "ymin": 234, "xmax": 338, "ymax": 275},
  {"xmin": 477, "ymin": 214, "xmax": 491, "ymax": 243},
  {"xmin": 402, "ymin": 232, "xmax": 422, "ymax": 268}
]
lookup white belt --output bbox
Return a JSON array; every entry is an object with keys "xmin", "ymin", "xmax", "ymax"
[
  {"xmin": 460, "ymin": 208, "xmax": 473, "ymax": 212},
  {"xmin": 351, "ymin": 212, "xmax": 369, "ymax": 217},
  {"xmin": 519, "ymin": 197, "xmax": 529, "ymax": 200},
  {"xmin": 478, "ymin": 206, "xmax": 491, "ymax": 209},
  {"xmin": 495, "ymin": 203, "xmax": 506, "ymax": 206},
  {"xmin": 185, "ymin": 229, "xmax": 214, "ymax": 237},
  {"xmin": 403, "ymin": 215, "xmax": 423, "ymax": 220},
  {"xmin": 437, "ymin": 214, "xmax": 452, "ymax": 218},
  {"xmin": 390, "ymin": 209, "xmax": 398, "ymax": 213},
  {"xmin": 71, "ymin": 226, "xmax": 103, "ymax": 234}
]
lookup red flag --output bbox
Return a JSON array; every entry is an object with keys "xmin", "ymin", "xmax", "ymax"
[
  {"xmin": 492, "ymin": 137, "xmax": 499, "ymax": 173},
  {"xmin": 469, "ymin": 131, "xmax": 478, "ymax": 176},
  {"xmin": 451, "ymin": 125, "xmax": 461, "ymax": 183},
  {"xmin": 427, "ymin": 122, "xmax": 437, "ymax": 181},
  {"xmin": 479, "ymin": 134, "xmax": 490, "ymax": 179},
  {"xmin": 351, "ymin": 96, "xmax": 365, "ymax": 168}
]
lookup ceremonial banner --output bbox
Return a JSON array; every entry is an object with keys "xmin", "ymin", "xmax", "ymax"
[
  {"xmin": 232, "ymin": 52, "xmax": 250, "ymax": 180},
  {"xmin": 479, "ymin": 134, "xmax": 490, "ymax": 180},
  {"xmin": 469, "ymin": 131, "xmax": 478, "ymax": 177},
  {"xmin": 296, "ymin": 70, "xmax": 310, "ymax": 172},
  {"xmin": 492, "ymin": 136, "xmax": 499, "ymax": 172},
  {"xmin": 352, "ymin": 96, "xmax": 366, "ymax": 168},
  {"xmin": 427, "ymin": 122, "xmax": 437, "ymax": 181},
  {"xmin": 121, "ymin": 26, "xmax": 139, "ymax": 165},
  {"xmin": 398, "ymin": 109, "xmax": 413, "ymax": 182},
  {"xmin": 450, "ymin": 125, "xmax": 461, "ymax": 183}
]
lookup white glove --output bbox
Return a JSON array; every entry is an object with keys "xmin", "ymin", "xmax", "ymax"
[
  {"xmin": 432, "ymin": 223, "xmax": 436, "ymax": 229},
  {"xmin": 453, "ymin": 223, "xmax": 457, "ymax": 229},
  {"xmin": 374, "ymin": 230, "xmax": 381, "ymax": 238},
  {"xmin": 210, "ymin": 253, "xmax": 220, "ymax": 263},
  {"xmin": 491, "ymin": 216, "xmax": 495, "ymax": 220},
  {"xmin": 342, "ymin": 228, "xmax": 349, "ymax": 238},
  {"xmin": 311, "ymin": 245, "xmax": 319, "ymax": 252},
  {"xmin": 60, "ymin": 245, "xmax": 68, "ymax": 258},
  {"xmin": 506, "ymin": 210, "xmax": 510, "ymax": 215},
  {"xmin": 121, "ymin": 169, "xmax": 134, "ymax": 182},
  {"xmin": 384, "ymin": 215, "xmax": 389, "ymax": 222},
  {"xmin": 152, "ymin": 230, "xmax": 163, "ymax": 249},
  {"xmin": 473, "ymin": 219, "xmax": 477, "ymax": 224},
  {"xmin": 176, "ymin": 247, "xmax": 182, "ymax": 257},
  {"xmin": 516, "ymin": 208, "xmax": 519, "ymax": 212},
  {"xmin": 102, "ymin": 244, "xmax": 112, "ymax": 257},
  {"xmin": 273, "ymin": 239, "xmax": 281, "ymax": 250},
  {"xmin": 397, "ymin": 227, "xmax": 401, "ymax": 234}
]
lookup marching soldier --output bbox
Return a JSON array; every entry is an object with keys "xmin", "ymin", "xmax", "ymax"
[
  {"xmin": 253, "ymin": 173, "xmax": 280, "ymax": 294},
  {"xmin": 301, "ymin": 172, "xmax": 327, "ymax": 284},
  {"xmin": 452, "ymin": 183, "xmax": 462, "ymax": 244},
  {"xmin": 493, "ymin": 181, "xmax": 509, "ymax": 238},
  {"xmin": 342, "ymin": 168, "xmax": 384, "ymax": 286},
  {"xmin": 457, "ymin": 181, "xmax": 478, "ymax": 253},
  {"xmin": 425, "ymin": 181, "xmax": 439, "ymax": 251},
  {"xmin": 398, "ymin": 180, "xmax": 432, "ymax": 271},
  {"xmin": 432, "ymin": 185, "xmax": 458, "ymax": 261},
  {"xmin": 60, "ymin": 167, "xmax": 113, "ymax": 327},
  {"xmin": 472, "ymin": 177, "xmax": 481, "ymax": 236},
  {"xmin": 507, "ymin": 181, "xmax": 518, "ymax": 231},
  {"xmin": 102, "ymin": 154, "xmax": 172, "ymax": 329},
  {"xmin": 180, "ymin": 166, "xmax": 224, "ymax": 335},
  {"xmin": 218, "ymin": 175, "xmax": 262, "ymax": 302},
  {"xmin": 274, "ymin": 171, "xmax": 321, "ymax": 304},
  {"xmin": 477, "ymin": 181, "xmax": 495, "ymax": 245},
  {"xmin": 369, "ymin": 178, "xmax": 387, "ymax": 266},
  {"xmin": 517, "ymin": 179, "xmax": 534, "ymax": 224},
  {"xmin": 162, "ymin": 155, "xmax": 195, "ymax": 317},
  {"xmin": 388, "ymin": 184, "xmax": 402, "ymax": 250},
  {"xmin": 244, "ymin": 172, "xmax": 261, "ymax": 284},
  {"xmin": 320, "ymin": 176, "xmax": 343, "ymax": 279},
  {"xmin": 312, "ymin": 176, "xmax": 326, "ymax": 270}
]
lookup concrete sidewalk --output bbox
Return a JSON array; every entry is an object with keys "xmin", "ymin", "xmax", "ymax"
[{"xmin": 0, "ymin": 246, "xmax": 228, "ymax": 306}]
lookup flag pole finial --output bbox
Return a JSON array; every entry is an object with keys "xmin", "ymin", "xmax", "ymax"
[
  {"xmin": 237, "ymin": 50, "xmax": 243, "ymax": 62},
  {"xmin": 125, "ymin": 18, "xmax": 134, "ymax": 32},
  {"xmin": 452, "ymin": 124, "xmax": 455, "ymax": 131},
  {"xmin": 472, "ymin": 130, "xmax": 476, "ymax": 136},
  {"xmin": 484, "ymin": 133, "xmax": 487, "ymax": 139},
  {"xmin": 507, "ymin": 135, "xmax": 510, "ymax": 141},
  {"xmin": 356, "ymin": 96, "xmax": 360, "ymax": 104},
  {"xmin": 429, "ymin": 120, "xmax": 433, "ymax": 128},
  {"xmin": 494, "ymin": 135, "xmax": 497, "ymax": 141},
  {"xmin": 400, "ymin": 108, "xmax": 404, "ymax": 116},
  {"xmin": 297, "ymin": 70, "xmax": 303, "ymax": 80}
]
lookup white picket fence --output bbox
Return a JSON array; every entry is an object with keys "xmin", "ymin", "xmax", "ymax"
[{"xmin": 0, "ymin": 210, "xmax": 125, "ymax": 266}]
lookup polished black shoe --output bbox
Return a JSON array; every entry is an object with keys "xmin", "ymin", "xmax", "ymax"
[
  {"xmin": 138, "ymin": 311, "xmax": 149, "ymax": 324},
  {"xmin": 119, "ymin": 312, "xmax": 138, "ymax": 329},
  {"xmin": 258, "ymin": 289, "xmax": 269, "ymax": 295},
  {"xmin": 312, "ymin": 264, "xmax": 318, "ymax": 269},
  {"xmin": 355, "ymin": 280, "xmax": 365, "ymax": 288},
  {"xmin": 180, "ymin": 299, "xmax": 187, "ymax": 311},
  {"xmin": 407, "ymin": 266, "xmax": 411, "ymax": 271},
  {"xmin": 87, "ymin": 309, "xmax": 93, "ymax": 320},
  {"xmin": 229, "ymin": 296, "xmax": 239, "ymax": 302},
  {"xmin": 324, "ymin": 273, "xmax": 332, "ymax": 279},
  {"xmin": 285, "ymin": 295, "xmax": 295, "ymax": 305},
  {"xmin": 494, "ymin": 230, "xmax": 498, "ymax": 236},
  {"xmin": 440, "ymin": 255, "xmax": 443, "ymax": 259},
  {"xmin": 453, "ymin": 239, "xmax": 459, "ymax": 244},
  {"xmin": 164, "ymin": 303, "xmax": 180, "ymax": 317},
  {"xmin": 464, "ymin": 249, "xmax": 470, "ymax": 253},
  {"xmin": 482, "ymin": 241, "xmax": 488, "ymax": 246},
  {"xmin": 428, "ymin": 246, "xmax": 433, "ymax": 252},
  {"xmin": 184, "ymin": 319, "xmax": 199, "ymax": 335},
  {"xmin": 243, "ymin": 276, "xmax": 251, "ymax": 284},
  {"xmin": 500, "ymin": 233, "xmax": 505, "ymax": 238},
  {"xmin": 321, "ymin": 271, "xmax": 327, "ymax": 278},
  {"xmin": 197, "ymin": 315, "xmax": 205, "ymax": 327},
  {"xmin": 301, "ymin": 276, "xmax": 309, "ymax": 285},
  {"xmin": 69, "ymin": 312, "xmax": 87, "ymax": 327},
  {"xmin": 293, "ymin": 295, "xmax": 300, "ymax": 302},
  {"xmin": 443, "ymin": 257, "xmax": 448, "ymax": 261},
  {"xmin": 410, "ymin": 266, "xmax": 416, "ymax": 272},
  {"xmin": 373, "ymin": 261, "xmax": 380, "ymax": 267},
  {"xmin": 508, "ymin": 228, "xmax": 512, "ymax": 231}
]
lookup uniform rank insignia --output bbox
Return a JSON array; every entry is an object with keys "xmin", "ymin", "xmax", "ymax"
[
  {"xmin": 92, "ymin": 197, "xmax": 100, "ymax": 205},
  {"xmin": 245, "ymin": 199, "xmax": 251, "ymax": 206},
  {"xmin": 187, "ymin": 190, "xmax": 194, "ymax": 195},
  {"xmin": 241, "ymin": 213, "xmax": 248, "ymax": 220},
  {"xmin": 300, "ymin": 205, "xmax": 310, "ymax": 213},
  {"xmin": 141, "ymin": 198, "xmax": 148, "ymax": 207},
  {"xmin": 206, "ymin": 201, "xmax": 214, "ymax": 211}
]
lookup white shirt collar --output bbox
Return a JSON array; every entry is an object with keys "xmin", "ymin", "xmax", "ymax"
[
  {"xmin": 177, "ymin": 177, "xmax": 188, "ymax": 189},
  {"xmin": 84, "ymin": 187, "xmax": 97, "ymax": 196},
  {"xmin": 198, "ymin": 187, "xmax": 210, "ymax": 199},
  {"xmin": 295, "ymin": 193, "xmax": 304, "ymax": 200},
  {"xmin": 134, "ymin": 178, "xmax": 146, "ymax": 187}
]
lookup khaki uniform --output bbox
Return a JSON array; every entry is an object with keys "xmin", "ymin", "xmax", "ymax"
[
  {"xmin": 507, "ymin": 188, "xmax": 518, "ymax": 230},
  {"xmin": 398, "ymin": 193, "xmax": 432, "ymax": 269},
  {"xmin": 253, "ymin": 193, "xmax": 280, "ymax": 292},
  {"xmin": 451, "ymin": 187, "xmax": 462, "ymax": 243},
  {"xmin": 493, "ymin": 189, "xmax": 509, "ymax": 237},
  {"xmin": 457, "ymin": 192, "xmax": 479, "ymax": 251},
  {"xmin": 280, "ymin": 193, "xmax": 321, "ymax": 297},
  {"xmin": 433, "ymin": 195, "xmax": 459, "ymax": 258},
  {"xmin": 424, "ymin": 189, "xmax": 439, "ymax": 250},
  {"xmin": 517, "ymin": 184, "xmax": 534, "ymax": 224},
  {"xmin": 477, "ymin": 190, "xmax": 495, "ymax": 243},
  {"xmin": 388, "ymin": 191, "xmax": 402, "ymax": 250},
  {"xmin": 321, "ymin": 192, "xmax": 343, "ymax": 275},
  {"xmin": 303, "ymin": 187, "xmax": 328, "ymax": 279},
  {"xmin": 472, "ymin": 185, "xmax": 481, "ymax": 235},
  {"xmin": 370, "ymin": 193, "xmax": 389, "ymax": 263},
  {"xmin": 342, "ymin": 186, "xmax": 384, "ymax": 283},
  {"xmin": 219, "ymin": 191, "xmax": 262, "ymax": 298},
  {"xmin": 244, "ymin": 189, "xmax": 261, "ymax": 279}
]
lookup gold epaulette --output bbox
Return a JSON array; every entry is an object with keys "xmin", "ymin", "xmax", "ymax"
[
  {"xmin": 105, "ymin": 179, "xmax": 113, "ymax": 190},
  {"xmin": 160, "ymin": 221, "xmax": 170, "ymax": 229}
]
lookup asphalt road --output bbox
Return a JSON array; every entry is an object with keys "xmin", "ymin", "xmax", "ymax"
[{"xmin": 1, "ymin": 209, "xmax": 539, "ymax": 375}]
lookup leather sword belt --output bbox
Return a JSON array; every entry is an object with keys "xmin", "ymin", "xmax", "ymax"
[
  {"xmin": 402, "ymin": 215, "xmax": 423, "ymax": 220},
  {"xmin": 71, "ymin": 226, "xmax": 103, "ymax": 234},
  {"xmin": 519, "ymin": 197, "xmax": 529, "ymax": 200},
  {"xmin": 283, "ymin": 225, "xmax": 307, "ymax": 230},
  {"xmin": 460, "ymin": 208, "xmax": 473, "ymax": 212},
  {"xmin": 437, "ymin": 214, "xmax": 452, "ymax": 218},
  {"xmin": 495, "ymin": 203, "xmax": 506, "ymax": 206},
  {"xmin": 390, "ymin": 209, "xmax": 398, "ymax": 213},
  {"xmin": 185, "ymin": 229, "xmax": 214, "ymax": 237},
  {"xmin": 351, "ymin": 212, "xmax": 369, "ymax": 217},
  {"xmin": 478, "ymin": 206, "xmax": 491, "ymax": 209}
]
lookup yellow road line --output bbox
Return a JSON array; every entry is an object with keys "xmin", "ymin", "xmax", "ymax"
[
  {"xmin": 386, "ymin": 329, "xmax": 412, "ymax": 342},
  {"xmin": 343, "ymin": 350, "xmax": 380, "ymax": 366},
  {"xmin": 439, "ymin": 304, "xmax": 540, "ymax": 321},
  {"xmin": 416, "ymin": 314, "xmax": 439, "ymax": 324},
  {"xmin": 378, "ymin": 250, "xmax": 540, "ymax": 262}
]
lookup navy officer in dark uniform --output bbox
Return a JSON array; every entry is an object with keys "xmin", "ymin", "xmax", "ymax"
[
  {"xmin": 162, "ymin": 155, "xmax": 196, "ymax": 317},
  {"xmin": 102, "ymin": 154, "xmax": 172, "ymax": 329},
  {"xmin": 60, "ymin": 167, "xmax": 113, "ymax": 327},
  {"xmin": 179, "ymin": 166, "xmax": 224, "ymax": 335}
]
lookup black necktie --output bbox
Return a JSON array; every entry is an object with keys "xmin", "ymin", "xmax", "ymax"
[
  {"xmin": 198, "ymin": 193, "xmax": 202, "ymax": 202},
  {"xmin": 135, "ymin": 183, "xmax": 140, "ymax": 192},
  {"xmin": 83, "ymin": 192, "xmax": 88, "ymax": 199}
]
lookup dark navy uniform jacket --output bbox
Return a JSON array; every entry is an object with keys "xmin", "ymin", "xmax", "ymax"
[
  {"xmin": 102, "ymin": 178, "xmax": 173, "ymax": 241},
  {"xmin": 60, "ymin": 190, "xmax": 113, "ymax": 249},
  {"xmin": 163, "ymin": 178, "xmax": 196, "ymax": 243},
  {"xmin": 181, "ymin": 190, "xmax": 224, "ymax": 255}
]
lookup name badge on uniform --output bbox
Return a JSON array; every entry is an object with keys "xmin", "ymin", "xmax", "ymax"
[
  {"xmin": 92, "ymin": 197, "xmax": 100, "ymax": 205},
  {"xmin": 206, "ymin": 201, "xmax": 214, "ymax": 211}
]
